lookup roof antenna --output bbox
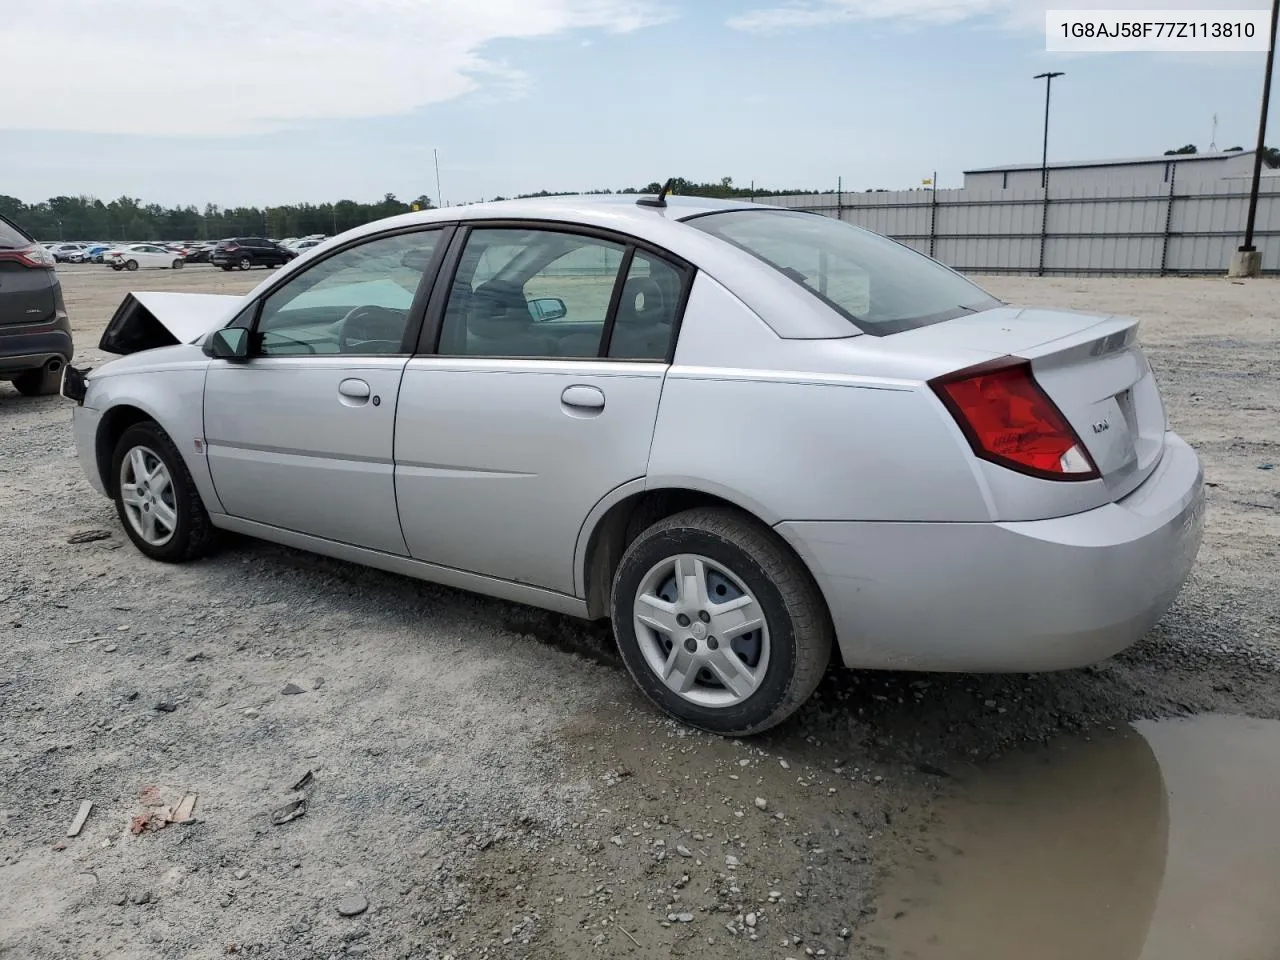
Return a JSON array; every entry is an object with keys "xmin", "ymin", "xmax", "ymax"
[{"xmin": 636, "ymin": 178, "xmax": 675, "ymax": 208}]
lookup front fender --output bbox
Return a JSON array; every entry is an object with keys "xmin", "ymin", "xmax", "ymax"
[{"xmin": 87, "ymin": 366, "xmax": 223, "ymax": 515}]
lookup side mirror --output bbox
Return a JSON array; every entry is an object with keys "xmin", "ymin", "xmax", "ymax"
[
  {"xmin": 204, "ymin": 327, "xmax": 250, "ymax": 361},
  {"xmin": 528, "ymin": 297, "xmax": 567, "ymax": 322}
]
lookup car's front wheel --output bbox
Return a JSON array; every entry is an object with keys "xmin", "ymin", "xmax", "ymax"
[
  {"xmin": 610, "ymin": 507, "xmax": 832, "ymax": 736},
  {"xmin": 111, "ymin": 422, "xmax": 215, "ymax": 563}
]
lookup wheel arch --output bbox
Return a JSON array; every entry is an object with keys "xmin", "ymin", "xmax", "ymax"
[{"xmin": 577, "ymin": 481, "xmax": 824, "ymax": 627}]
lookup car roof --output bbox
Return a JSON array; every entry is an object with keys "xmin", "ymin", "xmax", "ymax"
[{"xmin": 372, "ymin": 194, "xmax": 760, "ymax": 232}]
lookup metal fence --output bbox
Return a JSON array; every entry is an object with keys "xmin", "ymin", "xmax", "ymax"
[{"xmin": 756, "ymin": 177, "xmax": 1280, "ymax": 276}]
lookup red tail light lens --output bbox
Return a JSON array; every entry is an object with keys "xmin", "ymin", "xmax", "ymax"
[
  {"xmin": 0, "ymin": 243, "xmax": 56, "ymax": 269},
  {"xmin": 930, "ymin": 357, "xmax": 1099, "ymax": 481}
]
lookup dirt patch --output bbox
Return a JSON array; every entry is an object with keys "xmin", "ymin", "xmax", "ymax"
[{"xmin": 0, "ymin": 270, "xmax": 1277, "ymax": 958}]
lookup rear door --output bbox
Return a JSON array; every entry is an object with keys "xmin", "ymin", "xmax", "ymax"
[
  {"xmin": 203, "ymin": 226, "xmax": 451, "ymax": 553},
  {"xmin": 394, "ymin": 224, "xmax": 691, "ymax": 595}
]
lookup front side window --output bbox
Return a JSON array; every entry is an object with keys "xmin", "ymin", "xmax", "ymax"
[
  {"xmin": 253, "ymin": 230, "xmax": 441, "ymax": 357},
  {"xmin": 689, "ymin": 210, "xmax": 1001, "ymax": 336},
  {"xmin": 438, "ymin": 228, "xmax": 626, "ymax": 359}
]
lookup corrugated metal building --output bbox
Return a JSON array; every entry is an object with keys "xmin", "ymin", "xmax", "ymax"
[{"xmin": 964, "ymin": 150, "xmax": 1262, "ymax": 190}]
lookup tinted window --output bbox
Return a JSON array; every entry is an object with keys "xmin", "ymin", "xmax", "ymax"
[
  {"xmin": 254, "ymin": 231, "xmax": 441, "ymax": 357},
  {"xmin": 438, "ymin": 228, "xmax": 626, "ymax": 359},
  {"xmin": 689, "ymin": 210, "xmax": 1000, "ymax": 336},
  {"xmin": 606, "ymin": 251, "xmax": 682, "ymax": 361}
]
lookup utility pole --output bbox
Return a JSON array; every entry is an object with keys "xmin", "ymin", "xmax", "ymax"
[
  {"xmin": 1231, "ymin": 0, "xmax": 1279, "ymax": 277},
  {"xmin": 1034, "ymin": 71, "xmax": 1066, "ymax": 189}
]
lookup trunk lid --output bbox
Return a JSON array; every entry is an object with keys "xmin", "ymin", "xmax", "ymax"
[
  {"xmin": 900, "ymin": 305, "xmax": 1168, "ymax": 507},
  {"xmin": 99, "ymin": 291, "xmax": 243, "ymax": 355}
]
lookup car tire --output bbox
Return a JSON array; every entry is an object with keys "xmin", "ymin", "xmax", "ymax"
[
  {"xmin": 172, "ymin": 259, "xmax": 184, "ymax": 270},
  {"xmin": 221, "ymin": 265, "xmax": 233, "ymax": 271},
  {"xmin": 125, "ymin": 259, "xmax": 139, "ymax": 271},
  {"xmin": 112, "ymin": 264, "xmax": 124, "ymax": 271},
  {"xmin": 610, "ymin": 507, "xmax": 833, "ymax": 736},
  {"xmin": 238, "ymin": 257, "xmax": 252, "ymax": 271},
  {"xmin": 12, "ymin": 363, "xmax": 63, "ymax": 397},
  {"xmin": 110, "ymin": 421, "xmax": 216, "ymax": 563}
]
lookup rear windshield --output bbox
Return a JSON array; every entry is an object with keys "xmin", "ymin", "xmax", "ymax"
[
  {"xmin": 688, "ymin": 209, "xmax": 1001, "ymax": 336},
  {"xmin": 0, "ymin": 216, "xmax": 32, "ymax": 249}
]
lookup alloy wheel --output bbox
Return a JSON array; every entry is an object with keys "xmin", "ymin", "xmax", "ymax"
[{"xmin": 118, "ymin": 445, "xmax": 178, "ymax": 547}]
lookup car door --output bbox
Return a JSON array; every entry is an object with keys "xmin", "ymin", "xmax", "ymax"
[
  {"xmin": 394, "ymin": 224, "xmax": 691, "ymax": 595},
  {"xmin": 203, "ymin": 226, "xmax": 451, "ymax": 554}
]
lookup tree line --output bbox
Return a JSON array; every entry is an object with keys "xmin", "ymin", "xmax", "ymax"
[{"xmin": 1, "ymin": 177, "xmax": 831, "ymax": 243}]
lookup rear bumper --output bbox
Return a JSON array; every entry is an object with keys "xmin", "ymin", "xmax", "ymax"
[
  {"xmin": 0, "ymin": 320, "xmax": 74, "ymax": 375},
  {"xmin": 777, "ymin": 432, "xmax": 1206, "ymax": 672}
]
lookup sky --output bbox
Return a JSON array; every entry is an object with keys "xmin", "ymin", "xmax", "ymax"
[{"xmin": 4, "ymin": 0, "xmax": 1275, "ymax": 207}]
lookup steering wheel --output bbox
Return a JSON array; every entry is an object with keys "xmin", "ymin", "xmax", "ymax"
[{"xmin": 338, "ymin": 305, "xmax": 405, "ymax": 353}]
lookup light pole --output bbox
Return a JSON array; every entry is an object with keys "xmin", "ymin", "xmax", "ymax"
[
  {"xmin": 1034, "ymin": 71, "xmax": 1065, "ymax": 189},
  {"xmin": 1233, "ymin": 0, "xmax": 1279, "ymax": 276}
]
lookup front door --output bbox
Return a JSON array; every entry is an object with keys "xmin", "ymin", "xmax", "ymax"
[
  {"xmin": 395, "ymin": 225, "xmax": 690, "ymax": 594},
  {"xmin": 203, "ymin": 227, "xmax": 449, "ymax": 554}
]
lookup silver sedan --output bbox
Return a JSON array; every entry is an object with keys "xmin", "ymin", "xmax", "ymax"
[{"xmin": 62, "ymin": 193, "xmax": 1205, "ymax": 735}]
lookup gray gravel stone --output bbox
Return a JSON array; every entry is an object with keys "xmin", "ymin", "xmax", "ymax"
[{"xmin": 336, "ymin": 894, "xmax": 369, "ymax": 918}]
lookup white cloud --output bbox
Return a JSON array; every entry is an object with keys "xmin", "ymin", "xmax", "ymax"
[
  {"xmin": 728, "ymin": 0, "xmax": 1267, "ymax": 33},
  {"xmin": 8, "ymin": 0, "xmax": 672, "ymax": 136}
]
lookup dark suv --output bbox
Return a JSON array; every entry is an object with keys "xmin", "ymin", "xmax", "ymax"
[
  {"xmin": 1, "ymin": 214, "xmax": 73, "ymax": 396},
  {"xmin": 211, "ymin": 237, "xmax": 296, "ymax": 271}
]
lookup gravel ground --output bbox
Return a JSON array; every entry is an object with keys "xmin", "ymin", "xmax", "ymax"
[{"xmin": 1, "ymin": 267, "xmax": 1277, "ymax": 959}]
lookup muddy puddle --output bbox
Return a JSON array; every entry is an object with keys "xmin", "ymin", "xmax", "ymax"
[{"xmin": 868, "ymin": 714, "xmax": 1280, "ymax": 960}]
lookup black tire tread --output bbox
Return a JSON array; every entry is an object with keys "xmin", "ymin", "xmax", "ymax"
[
  {"xmin": 612, "ymin": 506, "xmax": 832, "ymax": 736},
  {"xmin": 12, "ymin": 365, "xmax": 62, "ymax": 396}
]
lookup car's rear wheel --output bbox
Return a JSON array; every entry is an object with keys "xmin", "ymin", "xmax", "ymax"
[
  {"xmin": 112, "ymin": 263, "xmax": 124, "ymax": 271},
  {"xmin": 11, "ymin": 361, "xmax": 64, "ymax": 397},
  {"xmin": 610, "ymin": 507, "xmax": 832, "ymax": 736},
  {"xmin": 237, "ymin": 257, "xmax": 252, "ymax": 271},
  {"xmin": 172, "ymin": 258, "xmax": 183, "ymax": 270},
  {"xmin": 125, "ymin": 259, "xmax": 139, "ymax": 271},
  {"xmin": 111, "ymin": 422, "xmax": 215, "ymax": 563},
  {"xmin": 221, "ymin": 265, "xmax": 233, "ymax": 271}
]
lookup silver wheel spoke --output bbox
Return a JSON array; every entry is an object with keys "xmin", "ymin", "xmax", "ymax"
[
  {"xmin": 707, "ymin": 647, "xmax": 759, "ymax": 700},
  {"xmin": 129, "ymin": 448, "xmax": 151, "ymax": 483},
  {"xmin": 710, "ymin": 594, "xmax": 766, "ymax": 641},
  {"xmin": 662, "ymin": 646, "xmax": 700, "ymax": 694},
  {"xmin": 141, "ymin": 510, "xmax": 157, "ymax": 542},
  {"xmin": 120, "ymin": 483, "xmax": 144, "ymax": 508},
  {"xmin": 152, "ymin": 500, "xmax": 178, "ymax": 533},
  {"xmin": 635, "ymin": 594, "xmax": 681, "ymax": 636},
  {"xmin": 673, "ymin": 555, "xmax": 710, "ymax": 607},
  {"xmin": 149, "ymin": 470, "xmax": 172, "ymax": 498}
]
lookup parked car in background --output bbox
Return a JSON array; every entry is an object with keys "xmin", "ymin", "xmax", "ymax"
[
  {"xmin": 210, "ymin": 238, "xmax": 296, "ymax": 271},
  {"xmin": 48, "ymin": 242, "xmax": 89, "ymax": 263},
  {"xmin": 59, "ymin": 194, "xmax": 1205, "ymax": 735},
  {"xmin": 85, "ymin": 244, "xmax": 114, "ymax": 263},
  {"xmin": 105, "ymin": 244, "xmax": 187, "ymax": 271},
  {"xmin": 1, "ymin": 214, "xmax": 73, "ymax": 396},
  {"xmin": 183, "ymin": 243, "xmax": 216, "ymax": 264}
]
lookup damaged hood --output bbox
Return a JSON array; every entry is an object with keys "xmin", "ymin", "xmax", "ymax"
[{"xmin": 99, "ymin": 291, "xmax": 244, "ymax": 356}]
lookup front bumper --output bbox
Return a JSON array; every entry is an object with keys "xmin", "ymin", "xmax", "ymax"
[
  {"xmin": 777, "ymin": 432, "xmax": 1206, "ymax": 673},
  {"xmin": 71, "ymin": 402, "xmax": 108, "ymax": 498}
]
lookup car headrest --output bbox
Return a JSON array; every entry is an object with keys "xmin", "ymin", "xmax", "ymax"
[
  {"xmin": 617, "ymin": 276, "xmax": 667, "ymax": 326},
  {"xmin": 466, "ymin": 281, "xmax": 536, "ymax": 339}
]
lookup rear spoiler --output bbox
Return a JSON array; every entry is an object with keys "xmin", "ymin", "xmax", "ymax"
[{"xmin": 99, "ymin": 291, "xmax": 244, "ymax": 355}]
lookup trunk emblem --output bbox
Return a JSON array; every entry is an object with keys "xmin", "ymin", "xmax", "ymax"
[{"xmin": 1092, "ymin": 419, "xmax": 1111, "ymax": 434}]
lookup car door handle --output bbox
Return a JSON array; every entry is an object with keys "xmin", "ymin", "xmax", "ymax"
[
  {"xmin": 338, "ymin": 378, "xmax": 371, "ymax": 402},
  {"xmin": 561, "ymin": 384, "xmax": 605, "ymax": 411}
]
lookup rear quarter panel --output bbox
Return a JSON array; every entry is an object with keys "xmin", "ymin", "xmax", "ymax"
[{"xmin": 646, "ymin": 274, "xmax": 991, "ymax": 523}]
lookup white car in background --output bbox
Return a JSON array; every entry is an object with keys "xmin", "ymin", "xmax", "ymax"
[{"xmin": 106, "ymin": 244, "xmax": 187, "ymax": 272}]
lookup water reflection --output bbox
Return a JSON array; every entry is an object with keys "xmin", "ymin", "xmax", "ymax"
[{"xmin": 867, "ymin": 715, "xmax": 1280, "ymax": 960}]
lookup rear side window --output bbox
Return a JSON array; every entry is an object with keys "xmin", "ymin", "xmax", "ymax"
[{"xmin": 688, "ymin": 209, "xmax": 1000, "ymax": 336}]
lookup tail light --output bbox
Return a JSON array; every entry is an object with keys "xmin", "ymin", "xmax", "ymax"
[
  {"xmin": 0, "ymin": 243, "xmax": 56, "ymax": 269},
  {"xmin": 929, "ymin": 356, "xmax": 1099, "ymax": 481},
  {"xmin": 223, "ymin": 243, "xmax": 240, "ymax": 251}
]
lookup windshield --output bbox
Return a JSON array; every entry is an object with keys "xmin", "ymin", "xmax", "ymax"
[{"xmin": 688, "ymin": 209, "xmax": 1001, "ymax": 335}]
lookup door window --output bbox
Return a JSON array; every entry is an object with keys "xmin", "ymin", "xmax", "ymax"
[
  {"xmin": 253, "ymin": 230, "xmax": 441, "ymax": 357},
  {"xmin": 605, "ymin": 251, "xmax": 683, "ymax": 361},
  {"xmin": 438, "ymin": 228, "xmax": 626, "ymax": 359}
]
